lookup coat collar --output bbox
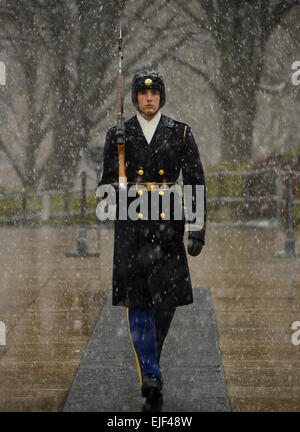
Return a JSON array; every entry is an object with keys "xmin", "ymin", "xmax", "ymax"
[{"xmin": 125, "ymin": 114, "xmax": 175, "ymax": 156}]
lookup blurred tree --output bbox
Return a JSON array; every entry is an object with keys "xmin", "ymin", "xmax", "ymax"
[
  {"xmin": 40, "ymin": 0, "xmax": 127, "ymax": 190},
  {"xmin": 0, "ymin": 0, "xmax": 190, "ymax": 190},
  {"xmin": 172, "ymin": 0, "xmax": 300, "ymax": 164},
  {"xmin": 0, "ymin": 0, "xmax": 55, "ymax": 189}
]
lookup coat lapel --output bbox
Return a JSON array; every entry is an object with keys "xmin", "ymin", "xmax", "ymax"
[
  {"xmin": 125, "ymin": 114, "xmax": 175, "ymax": 157},
  {"xmin": 149, "ymin": 114, "xmax": 175, "ymax": 156},
  {"xmin": 125, "ymin": 115, "xmax": 149, "ymax": 152}
]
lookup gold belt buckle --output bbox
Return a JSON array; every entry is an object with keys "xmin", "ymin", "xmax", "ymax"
[{"xmin": 146, "ymin": 182, "xmax": 155, "ymax": 191}]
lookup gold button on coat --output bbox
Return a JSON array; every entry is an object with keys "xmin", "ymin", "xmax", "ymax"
[
  {"xmin": 159, "ymin": 169, "xmax": 164, "ymax": 175},
  {"xmin": 138, "ymin": 169, "xmax": 144, "ymax": 175}
]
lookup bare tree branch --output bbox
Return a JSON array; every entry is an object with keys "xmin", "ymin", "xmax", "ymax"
[
  {"xmin": 35, "ymin": 116, "xmax": 55, "ymax": 149},
  {"xmin": 172, "ymin": 0, "xmax": 208, "ymax": 30},
  {"xmin": 170, "ymin": 54, "xmax": 223, "ymax": 101},
  {"xmin": 5, "ymin": 91, "xmax": 25, "ymax": 138},
  {"xmin": 0, "ymin": 138, "xmax": 24, "ymax": 182},
  {"xmin": 269, "ymin": 0, "xmax": 300, "ymax": 35}
]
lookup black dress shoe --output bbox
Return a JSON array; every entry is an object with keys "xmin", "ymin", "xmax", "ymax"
[
  {"xmin": 142, "ymin": 395, "xmax": 163, "ymax": 413},
  {"xmin": 141, "ymin": 374, "xmax": 162, "ymax": 401},
  {"xmin": 141, "ymin": 374, "xmax": 163, "ymax": 412}
]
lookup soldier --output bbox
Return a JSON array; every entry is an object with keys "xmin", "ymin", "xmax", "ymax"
[{"xmin": 98, "ymin": 70, "xmax": 206, "ymax": 410}]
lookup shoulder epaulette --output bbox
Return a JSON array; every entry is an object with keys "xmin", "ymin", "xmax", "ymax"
[
  {"xmin": 171, "ymin": 118, "xmax": 190, "ymax": 137},
  {"xmin": 183, "ymin": 124, "xmax": 188, "ymax": 137}
]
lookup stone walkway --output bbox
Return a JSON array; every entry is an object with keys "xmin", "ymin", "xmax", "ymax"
[{"xmin": 63, "ymin": 288, "xmax": 230, "ymax": 412}]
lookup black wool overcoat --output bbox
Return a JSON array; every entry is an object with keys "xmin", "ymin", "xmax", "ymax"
[{"xmin": 98, "ymin": 113, "xmax": 206, "ymax": 310}]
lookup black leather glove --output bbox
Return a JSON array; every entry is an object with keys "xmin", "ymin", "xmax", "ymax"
[{"xmin": 187, "ymin": 236, "xmax": 204, "ymax": 256}]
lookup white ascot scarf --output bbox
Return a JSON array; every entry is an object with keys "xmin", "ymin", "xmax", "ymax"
[{"xmin": 137, "ymin": 110, "xmax": 161, "ymax": 145}]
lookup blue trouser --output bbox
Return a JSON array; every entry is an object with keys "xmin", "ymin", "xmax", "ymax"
[{"xmin": 127, "ymin": 307, "xmax": 175, "ymax": 387}]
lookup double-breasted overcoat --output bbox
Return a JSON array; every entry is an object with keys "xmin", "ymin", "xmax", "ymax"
[{"xmin": 98, "ymin": 113, "xmax": 206, "ymax": 310}]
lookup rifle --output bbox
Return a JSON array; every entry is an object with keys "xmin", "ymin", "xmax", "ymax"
[{"xmin": 116, "ymin": 26, "xmax": 127, "ymax": 188}]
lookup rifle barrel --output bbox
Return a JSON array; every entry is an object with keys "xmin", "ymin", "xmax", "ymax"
[{"xmin": 116, "ymin": 26, "xmax": 127, "ymax": 186}]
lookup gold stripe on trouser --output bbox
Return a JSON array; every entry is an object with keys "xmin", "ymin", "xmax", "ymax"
[{"xmin": 126, "ymin": 307, "xmax": 142, "ymax": 388}]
